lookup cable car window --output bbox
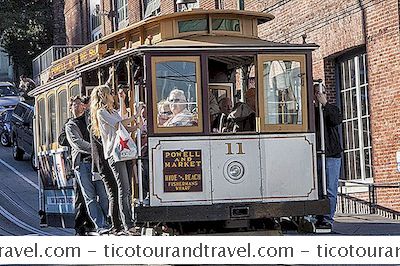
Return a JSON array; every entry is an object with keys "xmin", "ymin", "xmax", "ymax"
[
  {"xmin": 70, "ymin": 84, "xmax": 80, "ymax": 97},
  {"xmin": 38, "ymin": 98, "xmax": 47, "ymax": 145},
  {"xmin": 48, "ymin": 94, "xmax": 56, "ymax": 143},
  {"xmin": 58, "ymin": 89, "xmax": 68, "ymax": 128},
  {"xmin": 152, "ymin": 56, "xmax": 202, "ymax": 133},
  {"xmin": 212, "ymin": 18, "xmax": 240, "ymax": 32},
  {"xmin": 178, "ymin": 19, "xmax": 208, "ymax": 33},
  {"xmin": 258, "ymin": 55, "xmax": 307, "ymax": 132}
]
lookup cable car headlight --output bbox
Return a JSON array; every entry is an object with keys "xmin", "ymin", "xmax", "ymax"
[{"xmin": 227, "ymin": 161, "xmax": 244, "ymax": 181}]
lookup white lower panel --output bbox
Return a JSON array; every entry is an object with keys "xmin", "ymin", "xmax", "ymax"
[
  {"xmin": 261, "ymin": 134, "xmax": 318, "ymax": 202},
  {"xmin": 148, "ymin": 134, "xmax": 318, "ymax": 207},
  {"xmin": 210, "ymin": 136, "xmax": 262, "ymax": 203}
]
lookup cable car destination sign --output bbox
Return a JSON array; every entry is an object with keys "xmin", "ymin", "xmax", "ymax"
[
  {"xmin": 163, "ymin": 150, "xmax": 202, "ymax": 192},
  {"xmin": 49, "ymin": 44, "xmax": 107, "ymax": 78}
]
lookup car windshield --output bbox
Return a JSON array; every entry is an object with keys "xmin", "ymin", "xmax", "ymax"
[
  {"xmin": 0, "ymin": 86, "xmax": 19, "ymax": 97},
  {"xmin": 0, "ymin": 110, "xmax": 13, "ymax": 122}
]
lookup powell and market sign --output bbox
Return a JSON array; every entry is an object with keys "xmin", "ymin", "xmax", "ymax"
[{"xmin": 49, "ymin": 44, "xmax": 107, "ymax": 78}]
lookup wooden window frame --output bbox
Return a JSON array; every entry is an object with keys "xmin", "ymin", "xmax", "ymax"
[
  {"xmin": 69, "ymin": 80, "xmax": 80, "ymax": 119},
  {"xmin": 151, "ymin": 56, "xmax": 203, "ymax": 134},
  {"xmin": 36, "ymin": 96, "xmax": 47, "ymax": 149},
  {"xmin": 237, "ymin": 0, "xmax": 245, "ymax": 10},
  {"xmin": 47, "ymin": 91, "xmax": 57, "ymax": 146},
  {"xmin": 57, "ymin": 85, "xmax": 68, "ymax": 140},
  {"xmin": 69, "ymin": 81, "xmax": 80, "ymax": 98},
  {"xmin": 210, "ymin": 16, "xmax": 243, "ymax": 36},
  {"xmin": 257, "ymin": 54, "xmax": 308, "ymax": 132},
  {"xmin": 208, "ymin": 83, "xmax": 234, "ymax": 103},
  {"xmin": 175, "ymin": 16, "xmax": 209, "ymax": 37}
]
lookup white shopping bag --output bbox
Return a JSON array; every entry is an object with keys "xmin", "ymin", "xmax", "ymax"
[{"xmin": 112, "ymin": 123, "xmax": 138, "ymax": 162}]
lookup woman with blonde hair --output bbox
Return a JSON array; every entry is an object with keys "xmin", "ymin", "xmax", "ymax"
[{"xmin": 90, "ymin": 84, "xmax": 137, "ymax": 235}]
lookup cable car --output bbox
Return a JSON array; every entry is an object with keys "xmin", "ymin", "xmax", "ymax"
[{"xmin": 30, "ymin": 9, "xmax": 328, "ymax": 233}]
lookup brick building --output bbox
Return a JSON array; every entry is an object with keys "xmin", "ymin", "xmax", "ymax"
[
  {"xmin": 52, "ymin": 0, "xmax": 68, "ymax": 45},
  {"xmin": 62, "ymin": 0, "xmax": 400, "ymax": 210}
]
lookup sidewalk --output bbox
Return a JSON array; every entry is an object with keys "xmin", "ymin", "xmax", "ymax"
[{"xmin": 332, "ymin": 214, "xmax": 400, "ymax": 235}]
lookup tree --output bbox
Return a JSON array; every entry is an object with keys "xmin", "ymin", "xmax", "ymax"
[{"xmin": 0, "ymin": 0, "xmax": 54, "ymax": 76}]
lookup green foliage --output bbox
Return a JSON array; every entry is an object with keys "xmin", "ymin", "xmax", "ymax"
[{"xmin": 0, "ymin": 0, "xmax": 54, "ymax": 75}]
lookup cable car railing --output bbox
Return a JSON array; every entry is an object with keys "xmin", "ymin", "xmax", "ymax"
[
  {"xmin": 337, "ymin": 179, "xmax": 400, "ymax": 220},
  {"xmin": 32, "ymin": 45, "xmax": 83, "ymax": 85}
]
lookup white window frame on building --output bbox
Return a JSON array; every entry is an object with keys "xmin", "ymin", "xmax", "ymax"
[
  {"xmin": 117, "ymin": 0, "xmax": 129, "ymax": 29},
  {"xmin": 176, "ymin": 0, "xmax": 199, "ymax": 12},
  {"xmin": 143, "ymin": 0, "xmax": 161, "ymax": 19},
  {"xmin": 92, "ymin": 31, "xmax": 102, "ymax": 41},
  {"xmin": 216, "ymin": 0, "xmax": 224, "ymax": 9},
  {"xmin": 339, "ymin": 52, "xmax": 372, "ymax": 182},
  {"xmin": 89, "ymin": 0, "xmax": 102, "ymax": 41},
  {"xmin": 237, "ymin": 0, "xmax": 244, "ymax": 10}
]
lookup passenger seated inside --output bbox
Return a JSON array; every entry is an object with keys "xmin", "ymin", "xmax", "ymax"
[
  {"xmin": 228, "ymin": 88, "xmax": 256, "ymax": 132},
  {"xmin": 215, "ymin": 88, "xmax": 256, "ymax": 132},
  {"xmin": 162, "ymin": 88, "xmax": 197, "ymax": 127},
  {"xmin": 211, "ymin": 96, "xmax": 232, "ymax": 132},
  {"xmin": 157, "ymin": 99, "xmax": 172, "ymax": 126},
  {"xmin": 219, "ymin": 97, "xmax": 233, "ymax": 115},
  {"xmin": 244, "ymin": 87, "xmax": 256, "ymax": 113}
]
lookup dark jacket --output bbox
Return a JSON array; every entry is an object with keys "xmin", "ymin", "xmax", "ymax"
[
  {"xmin": 90, "ymin": 127, "xmax": 108, "ymax": 175},
  {"xmin": 65, "ymin": 114, "xmax": 91, "ymax": 169},
  {"xmin": 316, "ymin": 103, "xmax": 343, "ymax": 157}
]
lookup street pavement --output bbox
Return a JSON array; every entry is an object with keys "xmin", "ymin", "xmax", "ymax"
[
  {"xmin": 332, "ymin": 214, "xmax": 400, "ymax": 235},
  {"xmin": 0, "ymin": 145, "xmax": 73, "ymax": 235}
]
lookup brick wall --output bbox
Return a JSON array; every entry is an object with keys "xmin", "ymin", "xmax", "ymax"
[
  {"xmin": 52, "ymin": 0, "xmax": 67, "ymax": 45},
  {"xmin": 128, "ymin": 0, "xmax": 142, "ymax": 24},
  {"xmin": 160, "ymin": 0, "xmax": 175, "ymax": 15},
  {"xmin": 323, "ymin": 58, "xmax": 336, "ymax": 104},
  {"xmin": 103, "ymin": 0, "xmax": 113, "ymax": 35},
  {"xmin": 64, "ymin": 0, "xmax": 90, "ymax": 45},
  {"xmin": 257, "ymin": 0, "xmax": 365, "ymax": 80},
  {"xmin": 199, "ymin": 0, "xmax": 216, "ymax": 9},
  {"xmin": 364, "ymin": 0, "xmax": 400, "ymax": 209}
]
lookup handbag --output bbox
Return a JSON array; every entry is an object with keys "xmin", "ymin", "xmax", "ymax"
[{"xmin": 112, "ymin": 123, "xmax": 138, "ymax": 162}]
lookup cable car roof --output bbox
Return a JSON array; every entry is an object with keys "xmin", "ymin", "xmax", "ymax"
[
  {"xmin": 104, "ymin": 9, "xmax": 275, "ymax": 41},
  {"xmin": 30, "ymin": 9, "xmax": 319, "ymax": 96},
  {"xmin": 144, "ymin": 35, "xmax": 318, "ymax": 48}
]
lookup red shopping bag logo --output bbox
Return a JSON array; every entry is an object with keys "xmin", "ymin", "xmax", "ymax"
[{"xmin": 119, "ymin": 137, "xmax": 130, "ymax": 151}]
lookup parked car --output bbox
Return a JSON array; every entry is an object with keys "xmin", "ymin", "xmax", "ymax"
[
  {"xmin": 0, "ymin": 109, "xmax": 13, "ymax": 146},
  {"xmin": 11, "ymin": 102, "xmax": 36, "ymax": 170},
  {"xmin": 0, "ymin": 82, "xmax": 21, "ymax": 111}
]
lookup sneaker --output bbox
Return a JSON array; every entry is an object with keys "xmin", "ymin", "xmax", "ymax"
[
  {"xmin": 127, "ymin": 227, "xmax": 141, "ymax": 236},
  {"xmin": 116, "ymin": 230, "xmax": 129, "ymax": 236},
  {"xmin": 108, "ymin": 226, "xmax": 123, "ymax": 235},
  {"xmin": 97, "ymin": 227, "xmax": 111, "ymax": 235},
  {"xmin": 315, "ymin": 221, "xmax": 332, "ymax": 233}
]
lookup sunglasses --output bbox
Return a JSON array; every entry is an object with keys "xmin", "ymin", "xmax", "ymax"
[
  {"xmin": 169, "ymin": 98, "xmax": 184, "ymax": 103},
  {"xmin": 160, "ymin": 111, "xmax": 172, "ymax": 116}
]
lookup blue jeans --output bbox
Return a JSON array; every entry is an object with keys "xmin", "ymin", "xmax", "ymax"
[
  {"xmin": 325, "ymin": 157, "xmax": 342, "ymax": 224},
  {"xmin": 75, "ymin": 162, "xmax": 109, "ymax": 229}
]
